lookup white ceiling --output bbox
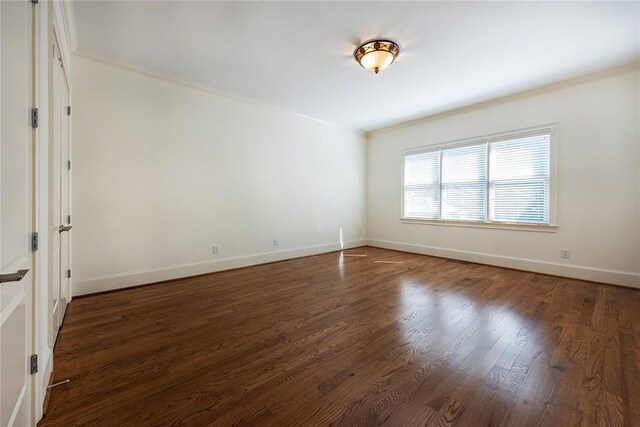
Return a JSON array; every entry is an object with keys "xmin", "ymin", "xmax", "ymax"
[{"xmin": 73, "ymin": 1, "xmax": 640, "ymax": 132}]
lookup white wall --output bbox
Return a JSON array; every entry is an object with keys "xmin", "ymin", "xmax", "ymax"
[
  {"xmin": 71, "ymin": 54, "xmax": 367, "ymax": 295},
  {"xmin": 368, "ymin": 68, "xmax": 640, "ymax": 287},
  {"xmin": 72, "ymin": 55, "xmax": 638, "ymax": 292}
]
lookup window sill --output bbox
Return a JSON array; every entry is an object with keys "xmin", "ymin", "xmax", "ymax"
[{"xmin": 400, "ymin": 218, "xmax": 558, "ymax": 233}]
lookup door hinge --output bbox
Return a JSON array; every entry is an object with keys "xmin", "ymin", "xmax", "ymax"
[
  {"xmin": 31, "ymin": 232, "xmax": 39, "ymax": 252},
  {"xmin": 66, "ymin": 105, "xmax": 71, "ymax": 116},
  {"xmin": 67, "ymin": 160, "xmax": 71, "ymax": 170},
  {"xmin": 31, "ymin": 108, "xmax": 38, "ymax": 128},
  {"xmin": 66, "ymin": 269, "xmax": 71, "ymax": 279},
  {"xmin": 67, "ymin": 215, "xmax": 71, "ymax": 224},
  {"xmin": 30, "ymin": 354, "xmax": 38, "ymax": 374}
]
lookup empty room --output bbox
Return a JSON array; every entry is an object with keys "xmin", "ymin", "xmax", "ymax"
[{"xmin": 1, "ymin": 0, "xmax": 639, "ymax": 426}]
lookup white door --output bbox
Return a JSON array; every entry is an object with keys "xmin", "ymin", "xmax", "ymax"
[
  {"xmin": 51, "ymin": 41, "xmax": 61, "ymax": 341},
  {"xmin": 54, "ymin": 42, "xmax": 70, "ymax": 334},
  {"xmin": 59, "ymin": 68, "xmax": 71, "ymax": 324},
  {"xmin": 51, "ymin": 39, "xmax": 70, "ymax": 342},
  {"xmin": 1, "ymin": 0, "xmax": 35, "ymax": 426}
]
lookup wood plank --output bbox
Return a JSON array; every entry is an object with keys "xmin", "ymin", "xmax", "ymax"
[{"xmin": 38, "ymin": 247, "xmax": 640, "ymax": 426}]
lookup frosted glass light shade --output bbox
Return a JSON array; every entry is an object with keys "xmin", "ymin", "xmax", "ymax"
[{"xmin": 354, "ymin": 40, "xmax": 400, "ymax": 74}]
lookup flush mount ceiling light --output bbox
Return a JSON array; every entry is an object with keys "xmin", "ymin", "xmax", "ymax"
[{"xmin": 354, "ymin": 39, "xmax": 400, "ymax": 74}]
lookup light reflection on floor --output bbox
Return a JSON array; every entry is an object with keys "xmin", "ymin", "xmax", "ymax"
[
  {"xmin": 339, "ymin": 251, "xmax": 530, "ymax": 380},
  {"xmin": 395, "ymin": 279, "xmax": 529, "ymax": 372}
]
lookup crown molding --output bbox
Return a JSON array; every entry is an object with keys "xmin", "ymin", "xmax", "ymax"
[
  {"xmin": 367, "ymin": 60, "xmax": 640, "ymax": 137},
  {"xmin": 70, "ymin": 46, "xmax": 637, "ymax": 139},
  {"xmin": 72, "ymin": 50, "xmax": 367, "ymax": 137}
]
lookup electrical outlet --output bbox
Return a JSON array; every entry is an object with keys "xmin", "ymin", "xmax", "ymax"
[
  {"xmin": 359, "ymin": 229, "xmax": 362, "ymax": 236},
  {"xmin": 273, "ymin": 239, "xmax": 279, "ymax": 247},
  {"xmin": 561, "ymin": 249, "xmax": 570, "ymax": 259},
  {"xmin": 212, "ymin": 245, "xmax": 219, "ymax": 254}
]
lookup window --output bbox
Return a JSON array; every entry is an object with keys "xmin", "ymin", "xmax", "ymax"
[
  {"xmin": 404, "ymin": 151, "xmax": 440, "ymax": 219},
  {"xmin": 403, "ymin": 127, "xmax": 553, "ymax": 227},
  {"xmin": 441, "ymin": 144, "xmax": 487, "ymax": 221}
]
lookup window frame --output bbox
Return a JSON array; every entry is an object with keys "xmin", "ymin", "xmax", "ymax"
[{"xmin": 400, "ymin": 124, "xmax": 558, "ymax": 232}]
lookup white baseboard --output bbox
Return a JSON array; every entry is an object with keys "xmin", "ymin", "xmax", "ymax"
[
  {"xmin": 73, "ymin": 239, "xmax": 367, "ymax": 296},
  {"xmin": 367, "ymin": 239, "xmax": 640, "ymax": 288}
]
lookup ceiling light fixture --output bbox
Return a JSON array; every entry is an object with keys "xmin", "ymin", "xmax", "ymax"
[{"xmin": 354, "ymin": 39, "xmax": 400, "ymax": 74}]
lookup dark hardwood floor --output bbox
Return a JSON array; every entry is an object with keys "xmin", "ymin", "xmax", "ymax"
[{"xmin": 40, "ymin": 247, "xmax": 639, "ymax": 426}]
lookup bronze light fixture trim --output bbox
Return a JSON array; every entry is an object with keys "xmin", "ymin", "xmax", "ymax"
[{"xmin": 354, "ymin": 39, "xmax": 400, "ymax": 74}]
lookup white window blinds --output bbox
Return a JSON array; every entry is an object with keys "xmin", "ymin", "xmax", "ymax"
[
  {"xmin": 441, "ymin": 144, "xmax": 487, "ymax": 221},
  {"xmin": 403, "ymin": 150, "xmax": 440, "ymax": 219},
  {"xmin": 489, "ymin": 133, "xmax": 550, "ymax": 224},
  {"xmin": 403, "ymin": 128, "xmax": 552, "ymax": 225}
]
